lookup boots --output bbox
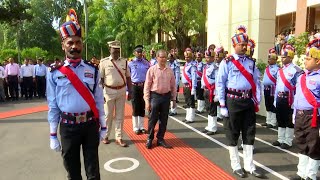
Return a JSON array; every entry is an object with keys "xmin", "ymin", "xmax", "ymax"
[
  {"xmin": 305, "ymin": 157, "xmax": 320, "ymax": 180},
  {"xmin": 281, "ymin": 127, "xmax": 294, "ymax": 149},
  {"xmin": 297, "ymin": 154, "xmax": 309, "ymax": 179},
  {"xmin": 132, "ymin": 116, "xmax": 139, "ymax": 134},
  {"xmin": 204, "ymin": 115, "xmax": 217, "ymax": 135},
  {"xmin": 184, "ymin": 108, "xmax": 191, "ymax": 122},
  {"xmin": 228, "ymin": 146, "xmax": 241, "ymax": 171},
  {"xmin": 272, "ymin": 127, "xmax": 286, "ymax": 146},
  {"xmin": 186, "ymin": 108, "xmax": 195, "ymax": 123},
  {"xmin": 196, "ymin": 100, "xmax": 205, "ymax": 113}
]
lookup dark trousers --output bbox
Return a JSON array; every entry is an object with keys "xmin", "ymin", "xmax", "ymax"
[
  {"xmin": 7, "ymin": 75, "xmax": 19, "ymax": 99},
  {"xmin": 223, "ymin": 97, "xmax": 256, "ymax": 146},
  {"xmin": 36, "ymin": 76, "xmax": 46, "ymax": 97},
  {"xmin": 60, "ymin": 121, "xmax": 100, "ymax": 180},
  {"xmin": 264, "ymin": 90, "xmax": 276, "ymax": 112},
  {"xmin": 204, "ymin": 89, "xmax": 218, "ymax": 116},
  {"xmin": 22, "ymin": 77, "xmax": 33, "ymax": 99},
  {"xmin": 3, "ymin": 80, "xmax": 9, "ymax": 99},
  {"xmin": 183, "ymin": 87, "xmax": 195, "ymax": 108},
  {"xmin": 276, "ymin": 97, "xmax": 294, "ymax": 128},
  {"xmin": 196, "ymin": 80, "xmax": 204, "ymax": 100},
  {"xmin": 131, "ymin": 85, "xmax": 145, "ymax": 117},
  {"xmin": 147, "ymin": 92, "xmax": 170, "ymax": 141},
  {"xmin": 294, "ymin": 110, "xmax": 320, "ymax": 160}
]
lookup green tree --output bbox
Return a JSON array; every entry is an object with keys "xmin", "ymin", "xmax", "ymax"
[
  {"xmin": 21, "ymin": 47, "xmax": 48, "ymax": 60},
  {"xmin": 0, "ymin": 49, "xmax": 18, "ymax": 63}
]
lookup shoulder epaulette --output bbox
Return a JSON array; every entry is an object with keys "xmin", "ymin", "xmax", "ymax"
[
  {"xmin": 224, "ymin": 55, "xmax": 235, "ymax": 62},
  {"xmin": 84, "ymin": 60, "xmax": 98, "ymax": 69},
  {"xmin": 48, "ymin": 62, "xmax": 64, "ymax": 72},
  {"xmin": 100, "ymin": 57, "xmax": 109, "ymax": 63},
  {"xmin": 294, "ymin": 65, "xmax": 303, "ymax": 72}
]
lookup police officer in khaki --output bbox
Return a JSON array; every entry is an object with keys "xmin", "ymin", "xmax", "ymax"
[{"xmin": 99, "ymin": 40, "xmax": 132, "ymax": 147}]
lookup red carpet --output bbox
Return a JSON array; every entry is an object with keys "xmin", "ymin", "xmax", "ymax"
[
  {"xmin": 123, "ymin": 103, "xmax": 235, "ymax": 180},
  {"xmin": 0, "ymin": 105, "xmax": 48, "ymax": 119}
]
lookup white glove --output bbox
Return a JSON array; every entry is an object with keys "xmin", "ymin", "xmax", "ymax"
[
  {"xmin": 292, "ymin": 114, "xmax": 295, "ymax": 124},
  {"xmin": 50, "ymin": 136, "xmax": 61, "ymax": 152},
  {"xmin": 273, "ymin": 101, "xmax": 276, "ymax": 108},
  {"xmin": 191, "ymin": 88, "xmax": 196, "ymax": 96},
  {"xmin": 99, "ymin": 128, "xmax": 107, "ymax": 141},
  {"xmin": 220, "ymin": 107, "xmax": 229, "ymax": 117},
  {"xmin": 214, "ymin": 96, "xmax": 219, "ymax": 102}
]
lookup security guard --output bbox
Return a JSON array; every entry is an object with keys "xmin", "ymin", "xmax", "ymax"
[
  {"xmin": 128, "ymin": 45, "xmax": 150, "ymax": 134},
  {"xmin": 217, "ymin": 25, "xmax": 263, "ymax": 178},
  {"xmin": 168, "ymin": 53, "xmax": 180, "ymax": 116},
  {"xmin": 195, "ymin": 52, "xmax": 205, "ymax": 113},
  {"xmin": 273, "ymin": 44, "xmax": 302, "ymax": 149},
  {"xmin": 201, "ymin": 50, "xmax": 219, "ymax": 135},
  {"xmin": 99, "ymin": 40, "xmax": 132, "ymax": 147},
  {"xmin": 291, "ymin": 37, "xmax": 320, "ymax": 180},
  {"xmin": 262, "ymin": 48, "xmax": 279, "ymax": 128},
  {"xmin": 214, "ymin": 46, "xmax": 225, "ymax": 121},
  {"xmin": 182, "ymin": 48, "xmax": 197, "ymax": 123},
  {"xmin": 47, "ymin": 9, "xmax": 106, "ymax": 179},
  {"xmin": 149, "ymin": 49, "xmax": 157, "ymax": 66}
]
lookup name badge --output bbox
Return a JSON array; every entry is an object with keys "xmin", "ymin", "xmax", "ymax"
[
  {"xmin": 84, "ymin": 72, "xmax": 93, "ymax": 78},
  {"xmin": 309, "ymin": 79, "xmax": 316, "ymax": 85},
  {"xmin": 57, "ymin": 75, "xmax": 66, "ymax": 79}
]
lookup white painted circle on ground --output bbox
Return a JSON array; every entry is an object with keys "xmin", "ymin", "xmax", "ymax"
[{"xmin": 104, "ymin": 157, "xmax": 139, "ymax": 173}]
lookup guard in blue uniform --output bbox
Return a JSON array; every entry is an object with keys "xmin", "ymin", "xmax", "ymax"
[
  {"xmin": 201, "ymin": 50, "xmax": 219, "ymax": 135},
  {"xmin": 272, "ymin": 44, "xmax": 302, "ymax": 149},
  {"xmin": 47, "ymin": 9, "xmax": 106, "ymax": 180},
  {"xmin": 195, "ymin": 52, "xmax": 205, "ymax": 113},
  {"xmin": 128, "ymin": 45, "xmax": 150, "ymax": 134},
  {"xmin": 181, "ymin": 48, "xmax": 197, "ymax": 123},
  {"xmin": 168, "ymin": 53, "xmax": 180, "ymax": 116},
  {"xmin": 290, "ymin": 38, "xmax": 320, "ymax": 180},
  {"xmin": 214, "ymin": 46, "xmax": 225, "ymax": 121},
  {"xmin": 149, "ymin": 49, "xmax": 157, "ymax": 66},
  {"xmin": 262, "ymin": 48, "xmax": 279, "ymax": 128},
  {"xmin": 216, "ymin": 25, "xmax": 263, "ymax": 178}
]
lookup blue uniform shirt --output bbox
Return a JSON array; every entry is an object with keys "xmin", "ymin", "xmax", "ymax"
[
  {"xmin": 150, "ymin": 58, "xmax": 157, "ymax": 66},
  {"xmin": 181, "ymin": 61, "xmax": 197, "ymax": 89},
  {"xmin": 262, "ymin": 64, "xmax": 279, "ymax": 86},
  {"xmin": 168, "ymin": 60, "xmax": 180, "ymax": 87},
  {"xmin": 128, "ymin": 57, "xmax": 150, "ymax": 83},
  {"xmin": 34, "ymin": 64, "xmax": 47, "ymax": 76},
  {"xmin": 274, "ymin": 63, "xmax": 302, "ymax": 103},
  {"xmin": 196, "ymin": 61, "xmax": 205, "ymax": 79},
  {"xmin": 201, "ymin": 62, "xmax": 218, "ymax": 87},
  {"xmin": 293, "ymin": 70, "xmax": 320, "ymax": 111},
  {"xmin": 47, "ymin": 60, "xmax": 105, "ymax": 126},
  {"xmin": 216, "ymin": 54, "xmax": 261, "ymax": 106}
]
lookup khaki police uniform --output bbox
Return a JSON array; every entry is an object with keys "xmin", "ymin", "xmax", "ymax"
[{"xmin": 99, "ymin": 41, "xmax": 130, "ymax": 141}]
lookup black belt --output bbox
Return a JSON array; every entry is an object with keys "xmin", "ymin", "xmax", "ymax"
[
  {"xmin": 104, "ymin": 84, "xmax": 126, "ymax": 90},
  {"xmin": 60, "ymin": 111, "xmax": 95, "ymax": 122},
  {"xmin": 151, "ymin": 91, "xmax": 171, "ymax": 96},
  {"xmin": 277, "ymin": 91, "xmax": 288, "ymax": 98},
  {"xmin": 226, "ymin": 89, "xmax": 252, "ymax": 98},
  {"xmin": 132, "ymin": 82, "xmax": 144, "ymax": 86},
  {"xmin": 296, "ymin": 109, "xmax": 313, "ymax": 115}
]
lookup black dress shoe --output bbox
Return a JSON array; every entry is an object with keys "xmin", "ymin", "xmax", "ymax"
[
  {"xmin": 238, "ymin": 146, "xmax": 243, "ymax": 150},
  {"xmin": 305, "ymin": 177, "xmax": 312, "ymax": 180},
  {"xmin": 157, "ymin": 140, "xmax": 172, "ymax": 149},
  {"xmin": 233, "ymin": 169, "xmax": 246, "ymax": 178},
  {"xmin": 185, "ymin": 121, "xmax": 194, "ymax": 124},
  {"xmin": 266, "ymin": 124, "xmax": 275, "ymax": 128},
  {"xmin": 217, "ymin": 117, "xmax": 223, "ymax": 121},
  {"xmin": 195, "ymin": 110, "xmax": 203, "ymax": 114},
  {"xmin": 260, "ymin": 122, "xmax": 267, "ymax": 126},
  {"xmin": 182, "ymin": 105, "xmax": 188, "ymax": 108},
  {"xmin": 134, "ymin": 130, "xmax": 141, "ymax": 135},
  {"xmin": 141, "ymin": 129, "xmax": 148, "ymax": 134},
  {"xmin": 146, "ymin": 139, "xmax": 152, "ymax": 149},
  {"xmin": 280, "ymin": 143, "xmax": 292, "ymax": 149},
  {"xmin": 206, "ymin": 131, "xmax": 216, "ymax": 135},
  {"xmin": 289, "ymin": 174, "xmax": 304, "ymax": 180},
  {"xmin": 246, "ymin": 170, "xmax": 264, "ymax": 178},
  {"xmin": 202, "ymin": 129, "xmax": 208, "ymax": 133},
  {"xmin": 272, "ymin": 141, "xmax": 281, "ymax": 146}
]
